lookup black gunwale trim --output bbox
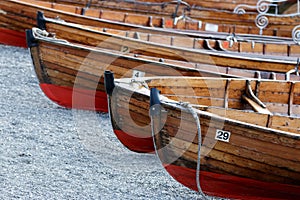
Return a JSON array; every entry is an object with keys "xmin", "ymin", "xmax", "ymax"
[
  {"xmin": 104, "ymin": 71, "xmax": 115, "ymax": 96},
  {"xmin": 37, "ymin": 11, "xmax": 46, "ymax": 30}
]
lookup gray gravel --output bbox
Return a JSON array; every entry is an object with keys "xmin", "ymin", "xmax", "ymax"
[{"xmin": 0, "ymin": 44, "xmax": 222, "ymax": 199}]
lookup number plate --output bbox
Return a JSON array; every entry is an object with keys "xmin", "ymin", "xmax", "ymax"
[
  {"xmin": 121, "ymin": 46, "xmax": 130, "ymax": 53},
  {"xmin": 132, "ymin": 70, "xmax": 145, "ymax": 78},
  {"xmin": 215, "ymin": 129, "xmax": 231, "ymax": 142},
  {"xmin": 205, "ymin": 23, "xmax": 218, "ymax": 32}
]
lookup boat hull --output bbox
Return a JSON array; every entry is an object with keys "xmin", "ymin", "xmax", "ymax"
[
  {"xmin": 114, "ymin": 130, "xmax": 154, "ymax": 153},
  {"xmin": 27, "ymin": 30, "xmax": 211, "ymax": 113},
  {"xmin": 0, "ymin": 28, "xmax": 27, "ymax": 48},
  {"xmin": 151, "ymin": 98, "xmax": 300, "ymax": 199},
  {"xmin": 165, "ymin": 164, "xmax": 300, "ymax": 200},
  {"xmin": 39, "ymin": 83, "xmax": 108, "ymax": 112}
]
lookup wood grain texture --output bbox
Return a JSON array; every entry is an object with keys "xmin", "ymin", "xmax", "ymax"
[
  {"xmin": 2, "ymin": 0, "xmax": 300, "ymax": 39},
  {"xmin": 106, "ymin": 76, "xmax": 300, "ymax": 193},
  {"xmin": 38, "ymin": 18, "xmax": 300, "ymax": 81}
]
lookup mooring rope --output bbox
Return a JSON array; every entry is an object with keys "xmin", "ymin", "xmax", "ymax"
[
  {"xmin": 130, "ymin": 78, "xmax": 149, "ymax": 90},
  {"xmin": 286, "ymin": 58, "xmax": 300, "ymax": 81},
  {"xmin": 149, "ymin": 89, "xmax": 208, "ymax": 199},
  {"xmin": 178, "ymin": 102, "xmax": 208, "ymax": 199},
  {"xmin": 32, "ymin": 28, "xmax": 69, "ymax": 44},
  {"xmin": 32, "ymin": 27, "xmax": 49, "ymax": 38},
  {"xmin": 158, "ymin": 100, "xmax": 208, "ymax": 199}
]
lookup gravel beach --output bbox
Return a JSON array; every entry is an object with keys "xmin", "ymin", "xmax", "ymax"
[{"xmin": 0, "ymin": 44, "xmax": 225, "ymax": 199}]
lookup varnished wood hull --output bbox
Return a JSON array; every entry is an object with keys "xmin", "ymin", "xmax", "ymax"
[
  {"xmin": 26, "ymin": 38, "xmax": 111, "ymax": 111},
  {"xmin": 1, "ymin": 0, "xmax": 193, "ymax": 47},
  {"xmin": 150, "ymin": 78, "xmax": 300, "ymax": 199},
  {"xmin": 38, "ymin": 0, "xmax": 259, "ymax": 12},
  {"xmin": 105, "ymin": 76, "xmax": 300, "ymax": 198},
  {"xmin": 1, "ymin": 0, "xmax": 300, "ymax": 49},
  {"xmin": 152, "ymin": 101, "xmax": 300, "ymax": 199},
  {"xmin": 41, "ymin": 14, "xmax": 300, "ymax": 60},
  {"xmin": 27, "ymin": 30, "xmax": 228, "ymax": 112},
  {"xmin": 107, "ymin": 82, "xmax": 154, "ymax": 152},
  {"xmin": 107, "ymin": 76, "xmax": 300, "ymax": 154},
  {"xmin": 36, "ymin": 16, "xmax": 300, "ymax": 78},
  {"xmin": 42, "ymin": 0, "xmax": 300, "ymax": 37}
]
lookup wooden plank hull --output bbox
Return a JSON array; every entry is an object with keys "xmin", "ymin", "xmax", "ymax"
[
  {"xmin": 107, "ymin": 76, "xmax": 300, "ymax": 154},
  {"xmin": 38, "ymin": 0, "xmax": 259, "ymax": 12},
  {"xmin": 41, "ymin": 14, "xmax": 300, "ymax": 60},
  {"xmin": 27, "ymin": 30, "xmax": 228, "ymax": 112},
  {"xmin": 152, "ymin": 101, "xmax": 300, "ymax": 199},
  {"xmin": 37, "ymin": 0, "xmax": 299, "ymax": 36},
  {"xmin": 1, "ymin": 0, "xmax": 300, "ymax": 49},
  {"xmin": 1, "ymin": 0, "xmax": 187, "ymax": 47},
  {"xmin": 37, "ymin": 16, "xmax": 300, "ymax": 77},
  {"xmin": 105, "ymin": 76, "xmax": 300, "ymax": 198},
  {"xmin": 107, "ymin": 83, "xmax": 154, "ymax": 152},
  {"xmin": 28, "ymin": 40, "xmax": 110, "ymax": 111}
]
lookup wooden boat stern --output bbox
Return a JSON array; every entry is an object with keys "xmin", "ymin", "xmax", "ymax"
[
  {"xmin": 148, "ymin": 80, "xmax": 300, "ymax": 199},
  {"xmin": 26, "ymin": 28, "xmax": 109, "ymax": 112},
  {"xmin": 104, "ymin": 71, "xmax": 115, "ymax": 96},
  {"xmin": 104, "ymin": 72, "xmax": 155, "ymax": 153}
]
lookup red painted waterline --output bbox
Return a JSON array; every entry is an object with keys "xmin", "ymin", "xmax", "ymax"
[
  {"xmin": 165, "ymin": 164, "xmax": 300, "ymax": 200},
  {"xmin": 114, "ymin": 130, "xmax": 154, "ymax": 153},
  {"xmin": 40, "ymin": 83, "xmax": 108, "ymax": 112},
  {"xmin": 0, "ymin": 28, "xmax": 27, "ymax": 48}
]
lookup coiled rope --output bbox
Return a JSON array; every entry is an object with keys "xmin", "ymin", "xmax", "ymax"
[{"xmin": 32, "ymin": 28, "xmax": 69, "ymax": 44}]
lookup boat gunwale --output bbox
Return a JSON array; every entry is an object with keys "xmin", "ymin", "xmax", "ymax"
[
  {"xmin": 34, "ymin": 19, "xmax": 299, "ymax": 65},
  {"xmin": 6, "ymin": 0, "xmax": 297, "ymax": 41},
  {"xmin": 112, "ymin": 76, "xmax": 300, "ymax": 140}
]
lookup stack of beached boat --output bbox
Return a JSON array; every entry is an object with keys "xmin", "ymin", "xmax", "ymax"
[
  {"xmin": 1, "ymin": 0, "xmax": 300, "ymax": 199},
  {"xmin": 2, "ymin": 0, "xmax": 300, "ymax": 47}
]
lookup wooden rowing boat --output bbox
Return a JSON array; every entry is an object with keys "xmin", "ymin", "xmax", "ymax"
[
  {"xmin": 40, "ymin": 0, "xmax": 260, "ymax": 12},
  {"xmin": 105, "ymin": 73, "xmax": 300, "ymax": 153},
  {"xmin": 137, "ymin": 0, "xmax": 297, "ymax": 13},
  {"xmin": 2, "ymin": 0, "xmax": 300, "ymax": 47},
  {"xmin": 104, "ymin": 73, "xmax": 300, "ymax": 198},
  {"xmin": 50, "ymin": 0, "xmax": 300, "ymax": 38},
  {"xmin": 35, "ymin": 13, "xmax": 300, "ymax": 75},
  {"xmin": 0, "ymin": 0, "xmax": 247, "ymax": 47},
  {"xmin": 27, "ymin": 27, "xmax": 242, "ymax": 112},
  {"xmin": 39, "ymin": 12, "xmax": 300, "ymax": 58},
  {"xmin": 149, "ymin": 77, "xmax": 300, "ymax": 199},
  {"xmin": 34, "ymin": 0, "xmax": 300, "ymax": 38},
  {"xmin": 27, "ymin": 9, "xmax": 300, "ymax": 110},
  {"xmin": 26, "ymin": 25, "xmax": 300, "ymax": 112},
  {"xmin": 1, "ymin": 0, "xmax": 202, "ymax": 47}
]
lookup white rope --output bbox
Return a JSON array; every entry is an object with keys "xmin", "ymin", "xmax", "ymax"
[
  {"xmin": 32, "ymin": 27, "xmax": 49, "ymax": 38},
  {"xmin": 150, "ymin": 95, "xmax": 208, "ymax": 199},
  {"xmin": 32, "ymin": 28, "xmax": 69, "ymax": 44},
  {"xmin": 159, "ymin": 101, "xmax": 208, "ymax": 199},
  {"xmin": 226, "ymin": 34, "xmax": 237, "ymax": 48},
  {"xmin": 130, "ymin": 78, "xmax": 149, "ymax": 90}
]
